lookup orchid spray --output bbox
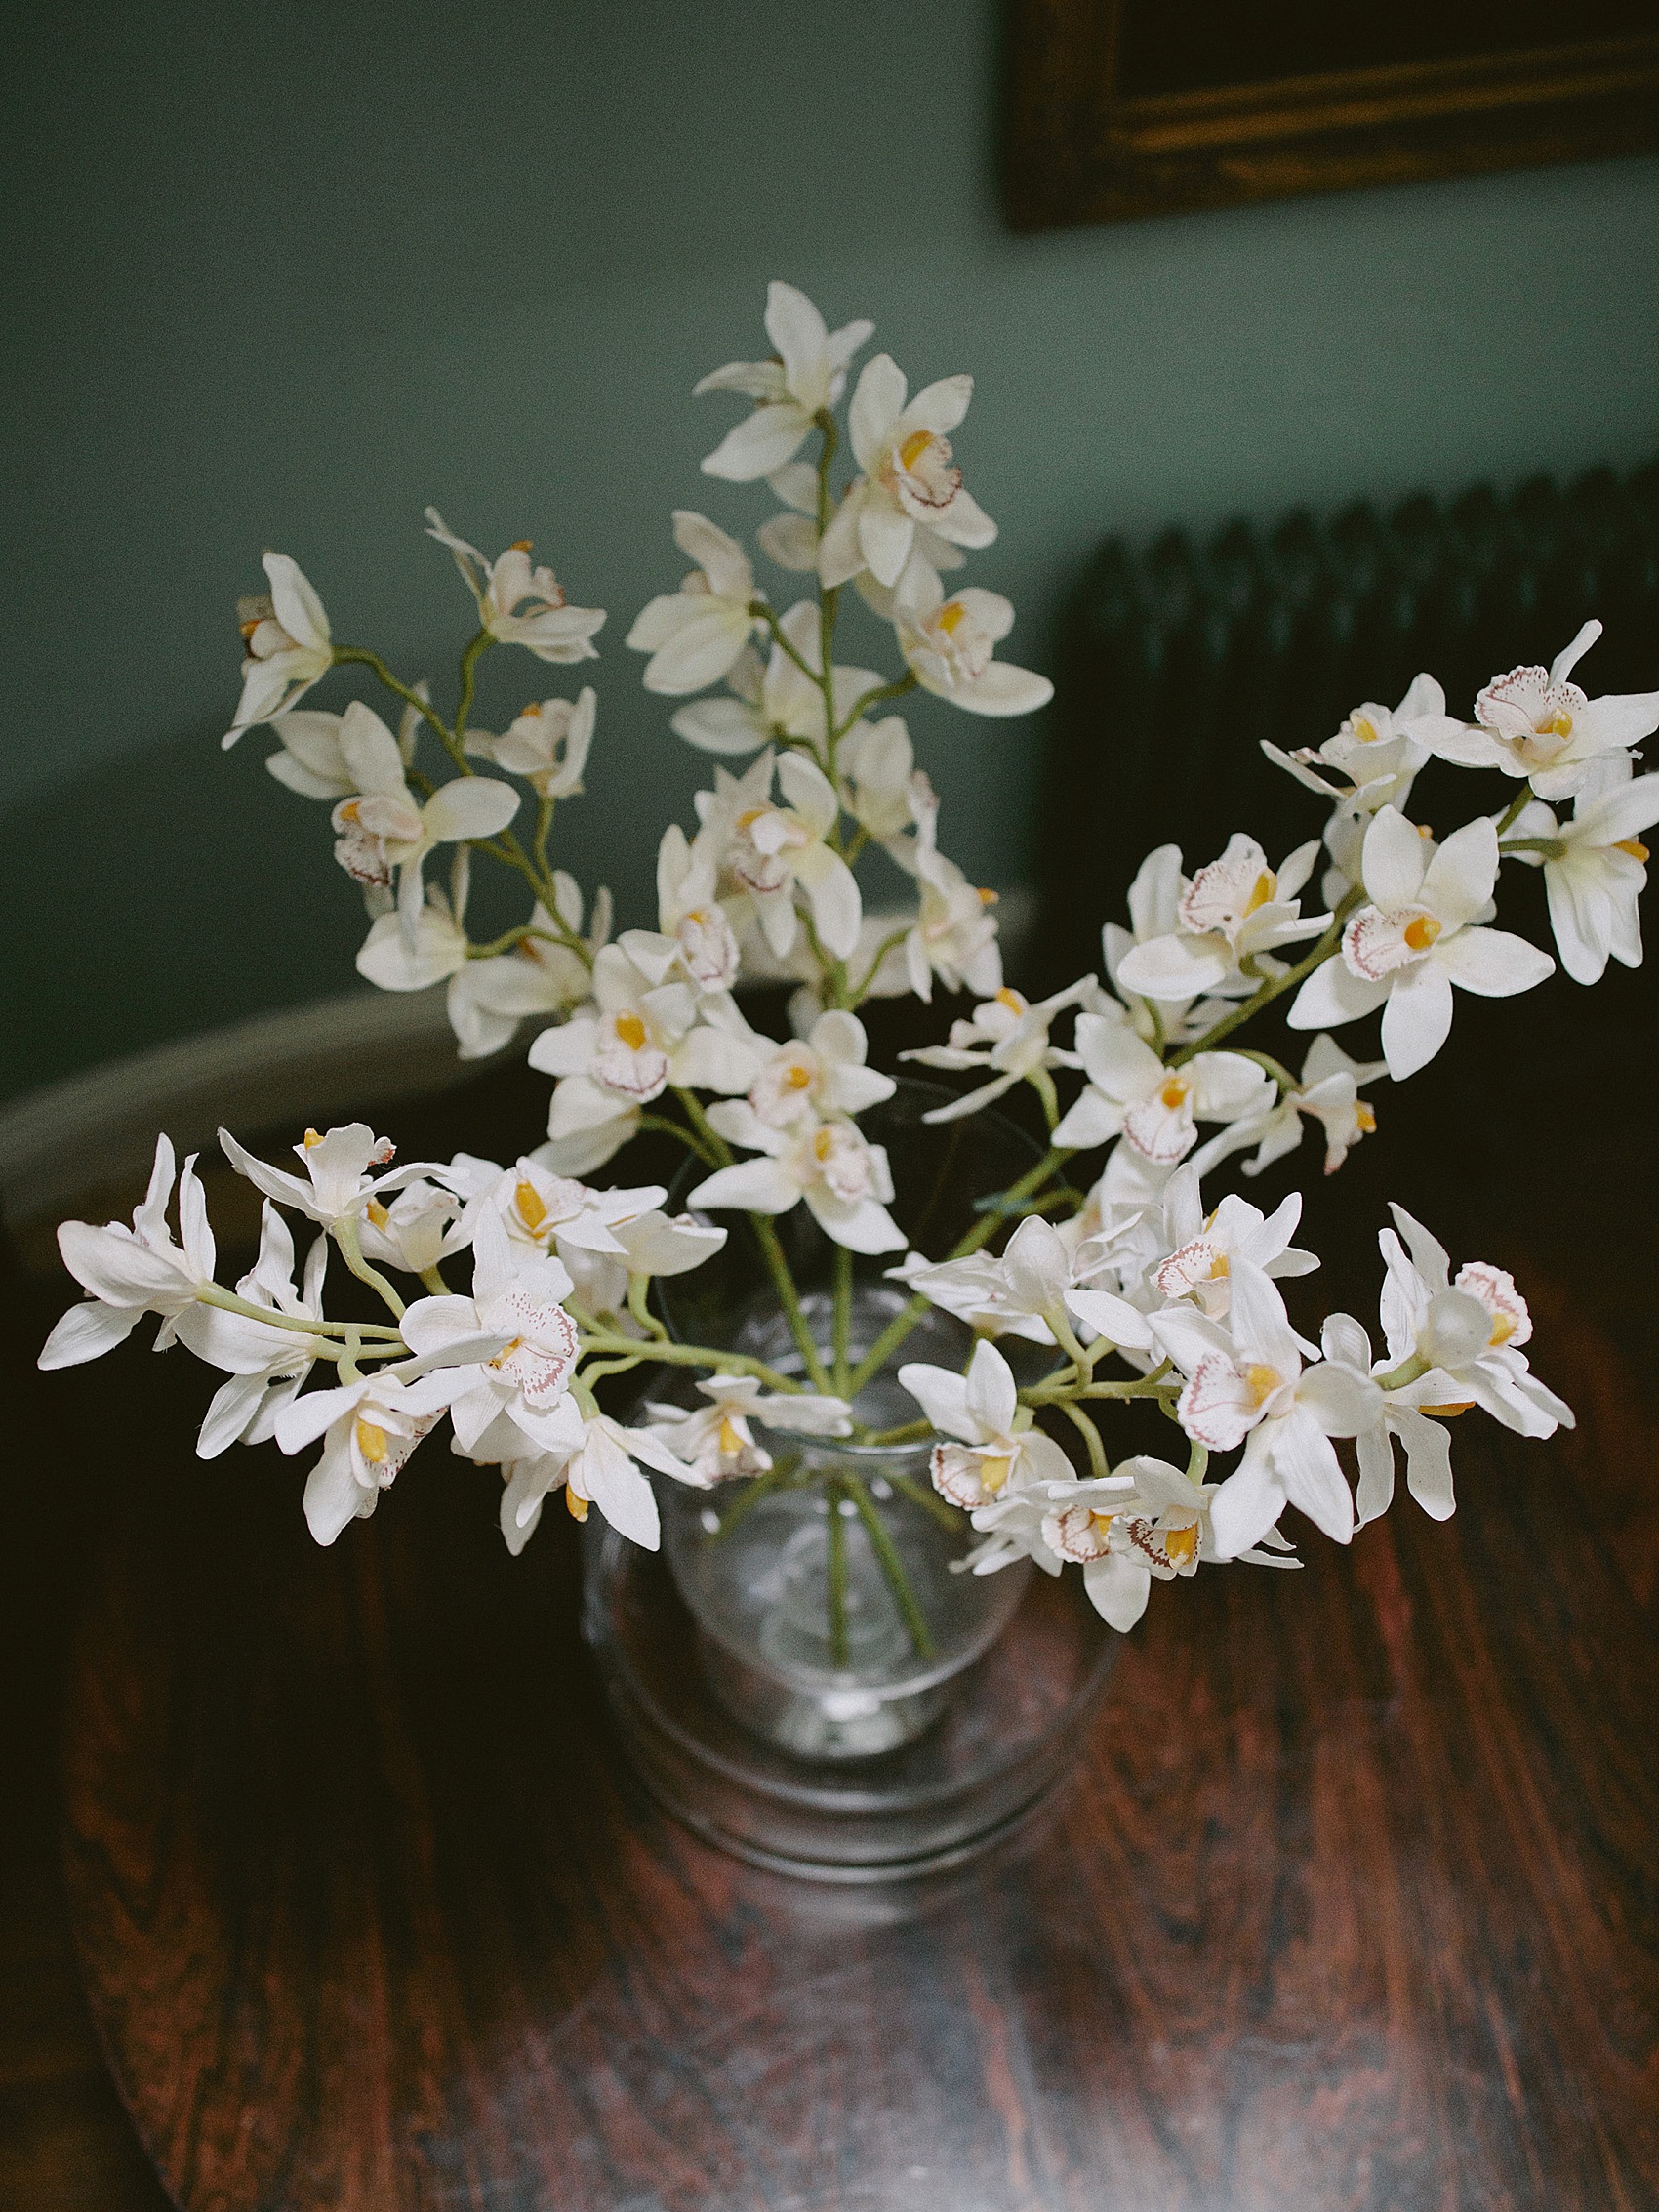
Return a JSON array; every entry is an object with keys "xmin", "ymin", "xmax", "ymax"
[{"xmin": 43, "ymin": 283, "xmax": 1659, "ymax": 1652}]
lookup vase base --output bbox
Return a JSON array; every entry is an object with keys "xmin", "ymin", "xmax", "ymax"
[{"xmin": 583, "ymin": 1523, "xmax": 1118, "ymax": 1882}]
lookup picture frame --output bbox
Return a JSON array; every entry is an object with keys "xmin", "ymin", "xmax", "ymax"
[{"xmin": 1003, "ymin": 0, "xmax": 1659, "ymax": 229}]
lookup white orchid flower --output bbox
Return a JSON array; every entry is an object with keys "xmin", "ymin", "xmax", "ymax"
[
  {"xmin": 693, "ymin": 748, "xmax": 862, "ymax": 961},
  {"xmin": 897, "ymin": 1213, "xmax": 1152, "ymax": 1356},
  {"xmin": 618, "ymin": 825, "xmax": 742, "ymax": 994},
  {"xmin": 1149, "ymin": 1174, "xmax": 1317, "ymax": 1321},
  {"xmin": 892, "ymin": 779, "xmax": 1003, "ymax": 1003},
  {"xmin": 753, "ymin": 461, "xmax": 824, "ymax": 572},
  {"xmin": 1042, "ymin": 1454, "xmax": 1297, "ymax": 1630},
  {"xmin": 1288, "ymin": 807, "xmax": 1554, "ymax": 1080},
  {"xmin": 398, "ymin": 1210, "xmax": 584, "ymax": 1464},
  {"xmin": 1265, "ymin": 675, "xmax": 1463, "ymax": 901},
  {"xmin": 225, "ymin": 553, "xmax": 334, "ymax": 744},
  {"xmin": 357, "ymin": 874, "xmax": 471, "ymax": 994},
  {"xmin": 837, "ymin": 714, "xmax": 922, "ymax": 848},
  {"xmin": 891, "ymin": 558, "xmax": 1051, "ymax": 718},
  {"xmin": 669, "ymin": 600, "xmax": 881, "ymax": 759},
  {"xmin": 219, "ymin": 1121, "xmax": 425, "ymax": 1230},
  {"xmin": 1115, "ymin": 834, "xmax": 1328, "ymax": 1004},
  {"xmin": 627, "ymin": 512, "xmax": 763, "ymax": 696},
  {"xmin": 1315, "ymin": 1312, "xmax": 1459, "ymax": 1531},
  {"xmin": 465, "ymin": 685, "xmax": 595, "ymax": 798},
  {"xmin": 1052, "ymin": 1006, "xmax": 1273, "ymax": 1165},
  {"xmin": 555, "ymin": 1208, "xmax": 730, "ymax": 1329},
  {"xmin": 816, "ymin": 353, "xmax": 995, "ymax": 591},
  {"xmin": 641, "ymin": 1374, "xmax": 852, "ymax": 1487},
  {"xmin": 1377, "ymin": 1205, "xmax": 1572, "ymax": 1440},
  {"xmin": 1189, "ymin": 1033, "xmax": 1387, "ymax": 1181},
  {"xmin": 1152, "ymin": 1267, "xmax": 1376, "ymax": 1558},
  {"xmin": 424, "ymin": 509, "xmax": 604, "ymax": 663},
  {"xmin": 1506, "ymin": 769, "xmax": 1659, "ymax": 984},
  {"xmin": 696, "ymin": 281, "xmax": 873, "ymax": 482},
  {"xmin": 355, "ymin": 1178, "xmax": 470, "ymax": 1279},
  {"xmin": 744, "ymin": 1009, "xmax": 896, "ymax": 1128},
  {"xmin": 498, "ymin": 1413, "xmax": 699, "ymax": 1555},
  {"xmin": 447, "ymin": 880, "xmax": 605, "ymax": 1060},
  {"xmin": 528, "ymin": 945, "xmax": 762, "ymax": 1175},
  {"xmin": 691, "ymin": 1105, "xmax": 906, "ymax": 1255},
  {"xmin": 1429, "ymin": 621, "xmax": 1659, "ymax": 801},
  {"xmin": 275, "ymin": 1367, "xmax": 465, "ymax": 1546},
  {"xmin": 263, "ymin": 708, "xmax": 353, "ymax": 799},
  {"xmin": 176, "ymin": 1204, "xmax": 332, "ymax": 1458},
  {"xmin": 902, "ymin": 979, "xmax": 1089, "ymax": 1124},
  {"xmin": 898, "ymin": 1339, "xmax": 1073, "ymax": 1509},
  {"xmin": 40, "ymin": 1134, "xmax": 218, "ymax": 1368}
]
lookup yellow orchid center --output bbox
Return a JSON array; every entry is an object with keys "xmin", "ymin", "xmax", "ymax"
[
  {"xmin": 1159, "ymin": 1075, "xmax": 1191, "ymax": 1109},
  {"xmin": 1208, "ymin": 1251, "xmax": 1231, "ymax": 1281},
  {"xmin": 489, "ymin": 1335, "xmax": 525, "ymax": 1370},
  {"xmin": 1353, "ymin": 717, "xmax": 1380, "ymax": 743},
  {"xmin": 977, "ymin": 885, "xmax": 999, "ymax": 906},
  {"xmin": 1420, "ymin": 1401, "xmax": 1474, "ymax": 1418},
  {"xmin": 355, "ymin": 1418, "xmax": 388, "ymax": 1465},
  {"xmin": 303, "ymin": 1127, "xmax": 324, "ymax": 1149},
  {"xmin": 1246, "ymin": 869, "xmax": 1277, "ymax": 912},
  {"xmin": 813, "ymin": 1126, "xmax": 836, "ymax": 1162},
  {"xmin": 786, "ymin": 1063, "xmax": 813, "ymax": 1090},
  {"xmin": 1089, "ymin": 1509, "xmax": 1117, "ymax": 1541},
  {"xmin": 1545, "ymin": 710, "xmax": 1574, "ymax": 737},
  {"xmin": 1164, "ymin": 1522, "xmax": 1199, "ymax": 1568},
  {"xmin": 995, "ymin": 986, "xmax": 1028, "ymax": 1014},
  {"xmin": 366, "ymin": 1199, "xmax": 390, "ymax": 1230},
  {"xmin": 514, "ymin": 1178, "xmax": 548, "ymax": 1233},
  {"xmin": 1488, "ymin": 1312, "xmax": 1517, "ymax": 1345},
  {"xmin": 977, "ymin": 1454, "xmax": 1012, "ymax": 1495},
  {"xmin": 564, "ymin": 1487, "xmax": 589, "ymax": 1522},
  {"xmin": 1244, "ymin": 1363, "xmax": 1283, "ymax": 1406},
  {"xmin": 1403, "ymin": 914, "xmax": 1441, "ymax": 953},
  {"xmin": 717, "ymin": 1413, "xmax": 746, "ymax": 1456},
  {"xmin": 1616, "ymin": 838, "xmax": 1649, "ymax": 862},
  {"xmin": 614, "ymin": 1012, "xmax": 648, "ymax": 1051},
  {"xmin": 735, "ymin": 806, "xmax": 766, "ymax": 832},
  {"xmin": 937, "ymin": 601, "xmax": 968, "ymax": 636},
  {"xmin": 510, "ymin": 537, "xmax": 534, "ymax": 553},
  {"xmin": 1356, "ymin": 1104, "xmax": 1377, "ymax": 1133},
  {"xmin": 899, "ymin": 429, "xmax": 939, "ymax": 471}
]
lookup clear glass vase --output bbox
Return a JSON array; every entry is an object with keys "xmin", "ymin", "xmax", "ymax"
[{"xmin": 581, "ymin": 1081, "xmax": 1119, "ymax": 1879}]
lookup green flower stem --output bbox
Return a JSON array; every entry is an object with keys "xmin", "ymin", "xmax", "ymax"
[
  {"xmin": 1233, "ymin": 1047, "xmax": 1299, "ymax": 1090},
  {"xmin": 843, "ymin": 1474, "xmax": 936, "ymax": 1660},
  {"xmin": 832, "ymin": 671, "xmax": 917, "ymax": 743},
  {"xmin": 890, "ymin": 1470, "xmax": 962, "ymax": 1531},
  {"xmin": 330, "ymin": 647, "xmax": 450, "ymax": 744},
  {"xmin": 332, "ymin": 1217, "xmax": 407, "ymax": 1320},
  {"xmin": 627, "ymin": 1273, "xmax": 669, "ymax": 1342},
  {"xmin": 842, "ymin": 1146, "xmax": 1076, "ymax": 1402},
  {"xmin": 577, "ymin": 1330, "xmax": 804, "ymax": 1395},
  {"xmin": 1500, "ymin": 836, "xmax": 1566, "ymax": 860},
  {"xmin": 751, "ymin": 1215, "xmax": 835, "ymax": 1392},
  {"xmin": 1169, "ymin": 886, "xmax": 1365, "ymax": 1067},
  {"xmin": 418, "ymin": 1264, "xmax": 449, "ymax": 1295},
  {"xmin": 453, "ymin": 629, "xmax": 491, "ymax": 742},
  {"xmin": 1056, "ymin": 1398, "xmax": 1109, "ymax": 1479},
  {"xmin": 1495, "ymin": 787, "xmax": 1534, "ymax": 837},
  {"xmin": 1377, "ymin": 1352, "xmax": 1430, "ymax": 1391},
  {"xmin": 826, "ymin": 1477, "xmax": 850, "ymax": 1667},
  {"xmin": 707, "ymin": 1460, "xmax": 790, "ymax": 1546},
  {"xmin": 857, "ymin": 1418, "xmax": 935, "ymax": 1448},
  {"xmin": 672, "ymin": 1087, "xmax": 734, "ymax": 1166},
  {"xmin": 634, "ymin": 1112, "xmax": 720, "ymax": 1169},
  {"xmin": 192, "ymin": 1283, "xmax": 405, "ymax": 1342},
  {"xmin": 851, "ymin": 926, "xmax": 911, "ymax": 1005},
  {"xmin": 750, "ymin": 601, "xmax": 819, "ymax": 684},
  {"xmin": 831, "ymin": 1242, "xmax": 854, "ymax": 1397}
]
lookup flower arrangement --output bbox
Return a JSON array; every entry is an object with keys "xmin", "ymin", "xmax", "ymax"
[{"xmin": 40, "ymin": 282, "xmax": 1659, "ymax": 1649}]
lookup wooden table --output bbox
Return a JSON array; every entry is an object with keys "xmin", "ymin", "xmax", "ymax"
[{"xmin": 8, "ymin": 986, "xmax": 1659, "ymax": 2211}]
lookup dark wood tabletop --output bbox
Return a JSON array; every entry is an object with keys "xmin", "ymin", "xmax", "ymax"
[{"xmin": 5, "ymin": 969, "xmax": 1657, "ymax": 2212}]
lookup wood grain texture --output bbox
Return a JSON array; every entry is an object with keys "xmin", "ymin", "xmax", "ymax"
[{"xmin": 55, "ymin": 1280, "xmax": 1659, "ymax": 2211}]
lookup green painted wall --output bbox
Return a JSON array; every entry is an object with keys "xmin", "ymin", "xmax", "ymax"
[{"xmin": 4, "ymin": 2, "xmax": 1656, "ymax": 1099}]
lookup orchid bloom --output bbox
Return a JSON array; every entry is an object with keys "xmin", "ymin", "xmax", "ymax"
[
  {"xmin": 817, "ymin": 353, "xmax": 995, "ymax": 591},
  {"xmin": 425, "ymin": 509, "xmax": 604, "ymax": 663},
  {"xmin": 1149, "ymin": 1174, "xmax": 1317, "ymax": 1322},
  {"xmin": 899, "ymin": 1339, "xmax": 1073, "ymax": 1510},
  {"xmin": 1190, "ymin": 1033, "xmax": 1387, "ymax": 1181},
  {"xmin": 441, "ymin": 1152, "xmax": 666, "ymax": 1263},
  {"xmin": 669, "ymin": 599, "xmax": 880, "ymax": 759},
  {"xmin": 327, "ymin": 701, "xmax": 519, "ymax": 934},
  {"xmin": 355, "ymin": 1178, "xmax": 470, "ymax": 1279},
  {"xmin": 225, "ymin": 553, "xmax": 334, "ymax": 744},
  {"xmin": 641, "ymin": 1375, "xmax": 853, "ymax": 1486},
  {"xmin": 446, "ymin": 880, "xmax": 604, "ymax": 1060},
  {"xmin": 891, "ymin": 559, "xmax": 1052, "ymax": 718},
  {"xmin": 219, "ymin": 1121, "xmax": 422, "ymax": 1231},
  {"xmin": 1506, "ymin": 769, "xmax": 1659, "ymax": 984},
  {"xmin": 1151, "ymin": 1267, "xmax": 1377, "ymax": 1558},
  {"xmin": 177, "ymin": 1203, "xmax": 331, "ymax": 1457},
  {"xmin": 1115, "ymin": 835, "xmax": 1328, "ymax": 1004},
  {"xmin": 696, "ymin": 281, "xmax": 873, "ymax": 482},
  {"xmin": 627, "ymin": 512, "xmax": 763, "ymax": 695},
  {"xmin": 691, "ymin": 1105, "xmax": 906, "ymax": 1255},
  {"xmin": 465, "ymin": 686, "xmax": 596, "ymax": 798},
  {"xmin": 1051, "ymin": 1007, "xmax": 1274, "ymax": 1165},
  {"xmin": 1430, "ymin": 621, "xmax": 1659, "ymax": 801},
  {"xmin": 1288, "ymin": 807, "xmax": 1554, "ymax": 1080},
  {"xmin": 617, "ymin": 825, "xmax": 742, "ymax": 994},
  {"xmin": 1040, "ymin": 1454, "xmax": 1288, "ymax": 1632},
  {"xmin": 275, "ymin": 1368, "xmax": 465, "ymax": 1547},
  {"xmin": 693, "ymin": 749, "xmax": 862, "ymax": 961},
  {"xmin": 358, "ymin": 873, "xmax": 471, "ymax": 995},
  {"xmin": 898, "ymin": 1213, "xmax": 1151, "ymax": 1355},
  {"xmin": 498, "ymin": 1413, "xmax": 698, "ymax": 1555},
  {"xmin": 837, "ymin": 715, "xmax": 921, "ymax": 847},
  {"xmin": 1315, "ymin": 1312, "xmax": 1459, "ymax": 1531},
  {"xmin": 894, "ymin": 779, "xmax": 1003, "ymax": 1002},
  {"xmin": 744, "ymin": 1011, "xmax": 896, "ymax": 1129},
  {"xmin": 39, "ymin": 1134, "xmax": 218, "ymax": 1368},
  {"xmin": 528, "ymin": 945, "xmax": 762, "ymax": 1174},
  {"xmin": 903, "ymin": 980, "xmax": 1089, "ymax": 1125},
  {"xmin": 1377, "ymin": 1205, "xmax": 1572, "ymax": 1440}
]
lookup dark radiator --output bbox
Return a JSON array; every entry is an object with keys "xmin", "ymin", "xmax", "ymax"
[{"xmin": 1039, "ymin": 460, "xmax": 1659, "ymax": 983}]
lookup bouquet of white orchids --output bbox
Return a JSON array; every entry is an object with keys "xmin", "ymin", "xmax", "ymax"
[{"xmin": 40, "ymin": 282, "xmax": 1659, "ymax": 1642}]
